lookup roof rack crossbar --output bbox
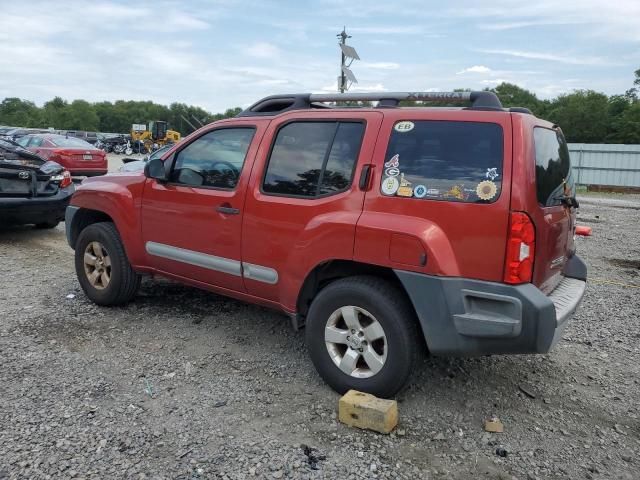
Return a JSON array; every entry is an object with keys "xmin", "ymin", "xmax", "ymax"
[{"xmin": 238, "ymin": 91, "xmax": 503, "ymax": 117}]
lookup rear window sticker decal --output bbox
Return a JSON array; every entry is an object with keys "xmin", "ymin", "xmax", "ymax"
[
  {"xmin": 384, "ymin": 154, "xmax": 400, "ymax": 168},
  {"xmin": 413, "ymin": 185, "xmax": 427, "ymax": 198},
  {"xmin": 486, "ymin": 167, "xmax": 499, "ymax": 180},
  {"xmin": 381, "ymin": 176, "xmax": 400, "ymax": 195},
  {"xmin": 394, "ymin": 121, "xmax": 415, "ymax": 133},
  {"xmin": 476, "ymin": 180, "xmax": 498, "ymax": 201}
]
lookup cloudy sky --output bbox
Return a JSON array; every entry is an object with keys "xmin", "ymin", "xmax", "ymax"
[{"xmin": 0, "ymin": 0, "xmax": 638, "ymax": 112}]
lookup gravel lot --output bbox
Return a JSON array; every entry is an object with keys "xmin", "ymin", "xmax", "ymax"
[{"xmin": 1, "ymin": 194, "xmax": 638, "ymax": 480}]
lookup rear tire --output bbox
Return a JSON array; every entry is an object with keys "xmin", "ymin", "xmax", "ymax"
[
  {"xmin": 305, "ymin": 275, "xmax": 418, "ymax": 398},
  {"xmin": 74, "ymin": 222, "xmax": 141, "ymax": 306}
]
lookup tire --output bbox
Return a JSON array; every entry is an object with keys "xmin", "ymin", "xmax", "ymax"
[
  {"xmin": 74, "ymin": 222, "xmax": 141, "ymax": 306},
  {"xmin": 305, "ymin": 275, "xmax": 418, "ymax": 398},
  {"xmin": 35, "ymin": 220, "xmax": 59, "ymax": 229}
]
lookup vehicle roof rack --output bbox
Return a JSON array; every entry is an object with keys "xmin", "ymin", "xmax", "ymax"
[
  {"xmin": 237, "ymin": 91, "xmax": 504, "ymax": 117},
  {"xmin": 508, "ymin": 107, "xmax": 533, "ymax": 114}
]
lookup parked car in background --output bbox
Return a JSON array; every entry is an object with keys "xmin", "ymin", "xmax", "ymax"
[
  {"xmin": 61, "ymin": 130, "xmax": 99, "ymax": 145},
  {"xmin": 118, "ymin": 143, "xmax": 174, "ymax": 172},
  {"xmin": 0, "ymin": 128, "xmax": 52, "ymax": 142},
  {"xmin": 17, "ymin": 134, "xmax": 107, "ymax": 177},
  {"xmin": 0, "ymin": 138, "xmax": 74, "ymax": 228}
]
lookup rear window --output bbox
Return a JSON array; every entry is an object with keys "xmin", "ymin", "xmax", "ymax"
[
  {"xmin": 50, "ymin": 136, "xmax": 93, "ymax": 148},
  {"xmin": 534, "ymin": 127, "xmax": 575, "ymax": 207},
  {"xmin": 262, "ymin": 121, "xmax": 364, "ymax": 198},
  {"xmin": 380, "ymin": 121, "xmax": 504, "ymax": 203}
]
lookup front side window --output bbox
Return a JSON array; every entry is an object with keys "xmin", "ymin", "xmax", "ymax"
[
  {"xmin": 263, "ymin": 121, "xmax": 364, "ymax": 197},
  {"xmin": 534, "ymin": 127, "xmax": 575, "ymax": 207},
  {"xmin": 380, "ymin": 121, "xmax": 504, "ymax": 203},
  {"xmin": 170, "ymin": 128, "xmax": 255, "ymax": 189},
  {"xmin": 29, "ymin": 137, "xmax": 43, "ymax": 147}
]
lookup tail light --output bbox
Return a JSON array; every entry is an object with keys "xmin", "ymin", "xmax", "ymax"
[
  {"xmin": 504, "ymin": 212, "xmax": 535, "ymax": 284},
  {"xmin": 52, "ymin": 170, "xmax": 73, "ymax": 188}
]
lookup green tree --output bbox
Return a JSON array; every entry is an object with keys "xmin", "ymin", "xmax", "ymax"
[
  {"xmin": 546, "ymin": 90, "xmax": 610, "ymax": 143},
  {"xmin": 0, "ymin": 98, "xmax": 42, "ymax": 127},
  {"xmin": 489, "ymin": 83, "xmax": 547, "ymax": 116}
]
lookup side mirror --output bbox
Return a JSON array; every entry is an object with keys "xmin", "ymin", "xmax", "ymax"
[{"xmin": 144, "ymin": 158, "xmax": 167, "ymax": 182}]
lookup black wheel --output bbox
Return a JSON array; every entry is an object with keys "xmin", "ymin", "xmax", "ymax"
[
  {"xmin": 74, "ymin": 222, "xmax": 141, "ymax": 306},
  {"xmin": 305, "ymin": 276, "xmax": 418, "ymax": 398},
  {"xmin": 35, "ymin": 220, "xmax": 59, "ymax": 229}
]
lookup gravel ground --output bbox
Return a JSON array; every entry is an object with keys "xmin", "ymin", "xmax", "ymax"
[{"xmin": 1, "ymin": 195, "xmax": 639, "ymax": 480}]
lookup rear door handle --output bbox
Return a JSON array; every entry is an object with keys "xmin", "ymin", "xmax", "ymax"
[{"xmin": 216, "ymin": 205, "xmax": 240, "ymax": 215}]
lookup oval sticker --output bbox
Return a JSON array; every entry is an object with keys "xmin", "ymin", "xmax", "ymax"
[
  {"xmin": 381, "ymin": 176, "xmax": 400, "ymax": 196},
  {"xmin": 385, "ymin": 167, "xmax": 400, "ymax": 177},
  {"xmin": 394, "ymin": 121, "xmax": 414, "ymax": 133}
]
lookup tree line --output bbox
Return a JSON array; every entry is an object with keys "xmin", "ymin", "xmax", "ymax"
[
  {"xmin": 1, "ymin": 67, "xmax": 638, "ymax": 143},
  {"xmin": 0, "ymin": 97, "xmax": 242, "ymax": 136}
]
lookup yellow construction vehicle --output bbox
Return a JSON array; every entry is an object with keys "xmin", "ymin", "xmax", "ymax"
[{"xmin": 130, "ymin": 121, "xmax": 181, "ymax": 152}]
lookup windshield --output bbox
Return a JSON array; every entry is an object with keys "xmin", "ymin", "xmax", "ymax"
[{"xmin": 50, "ymin": 136, "xmax": 94, "ymax": 148}]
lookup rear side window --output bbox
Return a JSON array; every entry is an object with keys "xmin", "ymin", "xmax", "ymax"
[
  {"xmin": 263, "ymin": 121, "xmax": 364, "ymax": 198},
  {"xmin": 380, "ymin": 121, "xmax": 504, "ymax": 203},
  {"xmin": 534, "ymin": 127, "xmax": 575, "ymax": 207}
]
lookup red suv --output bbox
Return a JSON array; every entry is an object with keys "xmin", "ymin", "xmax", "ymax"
[{"xmin": 65, "ymin": 91, "xmax": 587, "ymax": 397}]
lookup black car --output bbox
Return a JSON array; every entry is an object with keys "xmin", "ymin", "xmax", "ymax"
[{"xmin": 0, "ymin": 139, "xmax": 74, "ymax": 228}]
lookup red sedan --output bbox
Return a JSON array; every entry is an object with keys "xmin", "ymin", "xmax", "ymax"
[{"xmin": 17, "ymin": 134, "xmax": 107, "ymax": 177}]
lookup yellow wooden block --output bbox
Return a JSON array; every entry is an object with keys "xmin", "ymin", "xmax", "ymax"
[{"xmin": 338, "ymin": 390, "xmax": 398, "ymax": 434}]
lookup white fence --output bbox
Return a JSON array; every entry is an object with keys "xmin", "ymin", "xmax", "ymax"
[{"xmin": 568, "ymin": 143, "xmax": 640, "ymax": 188}]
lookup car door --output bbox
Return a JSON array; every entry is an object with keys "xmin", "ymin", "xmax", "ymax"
[
  {"xmin": 241, "ymin": 111, "xmax": 383, "ymax": 309},
  {"xmin": 140, "ymin": 121, "xmax": 266, "ymax": 292}
]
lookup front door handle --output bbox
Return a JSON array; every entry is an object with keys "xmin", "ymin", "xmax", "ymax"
[{"xmin": 216, "ymin": 204, "xmax": 240, "ymax": 215}]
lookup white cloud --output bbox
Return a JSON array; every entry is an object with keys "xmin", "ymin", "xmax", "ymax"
[
  {"xmin": 479, "ymin": 49, "xmax": 617, "ymax": 66},
  {"xmin": 457, "ymin": 65, "xmax": 492, "ymax": 74},
  {"xmin": 360, "ymin": 62, "xmax": 400, "ymax": 70},
  {"xmin": 245, "ymin": 42, "xmax": 282, "ymax": 59}
]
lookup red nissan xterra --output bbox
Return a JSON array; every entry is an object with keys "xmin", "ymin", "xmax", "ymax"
[{"xmin": 65, "ymin": 91, "xmax": 587, "ymax": 397}]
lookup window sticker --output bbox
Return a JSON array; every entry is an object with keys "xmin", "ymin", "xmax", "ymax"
[
  {"xmin": 381, "ymin": 176, "xmax": 400, "ymax": 195},
  {"xmin": 426, "ymin": 188, "xmax": 440, "ymax": 197},
  {"xmin": 413, "ymin": 184, "xmax": 427, "ymax": 198},
  {"xmin": 445, "ymin": 184, "xmax": 465, "ymax": 200},
  {"xmin": 476, "ymin": 180, "xmax": 498, "ymax": 201},
  {"xmin": 385, "ymin": 167, "xmax": 400, "ymax": 177},
  {"xmin": 397, "ymin": 186, "xmax": 413, "ymax": 197},
  {"xmin": 384, "ymin": 154, "xmax": 400, "ymax": 168},
  {"xmin": 394, "ymin": 121, "xmax": 415, "ymax": 133},
  {"xmin": 485, "ymin": 167, "xmax": 499, "ymax": 181},
  {"xmin": 396, "ymin": 173, "xmax": 413, "ymax": 197}
]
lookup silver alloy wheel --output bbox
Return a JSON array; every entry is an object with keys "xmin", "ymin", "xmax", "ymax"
[
  {"xmin": 324, "ymin": 306, "xmax": 388, "ymax": 379},
  {"xmin": 83, "ymin": 241, "xmax": 112, "ymax": 290}
]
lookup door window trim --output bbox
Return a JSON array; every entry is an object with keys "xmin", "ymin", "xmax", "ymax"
[
  {"xmin": 259, "ymin": 119, "xmax": 367, "ymax": 200},
  {"xmin": 166, "ymin": 125, "xmax": 257, "ymax": 192}
]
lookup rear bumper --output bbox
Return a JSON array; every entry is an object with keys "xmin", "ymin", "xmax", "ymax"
[
  {"xmin": 0, "ymin": 187, "xmax": 74, "ymax": 225},
  {"xmin": 395, "ymin": 255, "xmax": 587, "ymax": 356},
  {"xmin": 69, "ymin": 169, "xmax": 107, "ymax": 177}
]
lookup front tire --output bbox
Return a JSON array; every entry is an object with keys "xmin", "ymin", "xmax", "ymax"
[
  {"xmin": 305, "ymin": 276, "xmax": 418, "ymax": 398},
  {"xmin": 74, "ymin": 222, "xmax": 141, "ymax": 306}
]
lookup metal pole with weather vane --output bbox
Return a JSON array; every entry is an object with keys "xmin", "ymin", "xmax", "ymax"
[{"xmin": 337, "ymin": 27, "xmax": 360, "ymax": 93}]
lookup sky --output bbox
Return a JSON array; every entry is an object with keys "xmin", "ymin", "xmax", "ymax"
[{"xmin": 0, "ymin": 0, "xmax": 639, "ymax": 113}]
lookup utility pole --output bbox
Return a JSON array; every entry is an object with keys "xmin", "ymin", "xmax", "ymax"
[
  {"xmin": 338, "ymin": 27, "xmax": 349, "ymax": 93},
  {"xmin": 337, "ymin": 27, "xmax": 360, "ymax": 94}
]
